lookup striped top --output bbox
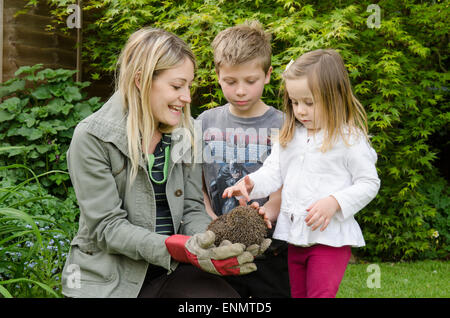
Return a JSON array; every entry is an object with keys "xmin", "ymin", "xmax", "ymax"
[{"xmin": 148, "ymin": 133, "xmax": 174, "ymax": 235}]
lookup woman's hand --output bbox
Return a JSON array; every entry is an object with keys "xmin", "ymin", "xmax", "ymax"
[
  {"xmin": 305, "ymin": 196, "xmax": 341, "ymax": 231},
  {"xmin": 165, "ymin": 231, "xmax": 257, "ymax": 276},
  {"xmin": 222, "ymin": 175, "xmax": 254, "ymax": 202}
]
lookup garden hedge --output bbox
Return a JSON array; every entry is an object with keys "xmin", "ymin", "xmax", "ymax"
[{"xmin": 14, "ymin": 0, "xmax": 450, "ymax": 261}]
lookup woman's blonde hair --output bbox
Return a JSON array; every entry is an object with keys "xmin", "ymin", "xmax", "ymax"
[
  {"xmin": 116, "ymin": 27, "xmax": 196, "ymax": 182},
  {"xmin": 279, "ymin": 49, "xmax": 368, "ymax": 151}
]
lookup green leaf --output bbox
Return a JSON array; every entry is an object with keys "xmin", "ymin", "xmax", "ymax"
[
  {"xmin": 63, "ymin": 86, "xmax": 82, "ymax": 102},
  {"xmin": 47, "ymin": 98, "xmax": 66, "ymax": 115},
  {"xmin": 34, "ymin": 144, "xmax": 52, "ymax": 154},
  {"xmin": 0, "ymin": 285, "xmax": 12, "ymax": 298},
  {"xmin": 0, "ymin": 97, "xmax": 22, "ymax": 113},
  {"xmin": 38, "ymin": 121, "xmax": 57, "ymax": 134},
  {"xmin": 31, "ymin": 86, "xmax": 52, "ymax": 100},
  {"xmin": 0, "ymin": 110, "xmax": 16, "ymax": 122},
  {"xmin": 14, "ymin": 64, "xmax": 43, "ymax": 77},
  {"xmin": 74, "ymin": 101, "xmax": 94, "ymax": 119},
  {"xmin": 0, "ymin": 278, "xmax": 60, "ymax": 298},
  {"xmin": 0, "ymin": 79, "xmax": 26, "ymax": 98},
  {"xmin": 0, "ymin": 145, "xmax": 22, "ymax": 151},
  {"xmin": 16, "ymin": 113, "xmax": 36, "ymax": 127},
  {"xmin": 9, "ymin": 127, "xmax": 43, "ymax": 140}
]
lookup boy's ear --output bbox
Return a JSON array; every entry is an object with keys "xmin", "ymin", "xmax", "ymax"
[
  {"xmin": 215, "ymin": 68, "xmax": 223, "ymax": 86},
  {"xmin": 264, "ymin": 66, "xmax": 273, "ymax": 85}
]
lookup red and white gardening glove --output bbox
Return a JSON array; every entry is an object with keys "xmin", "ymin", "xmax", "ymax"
[{"xmin": 165, "ymin": 231, "xmax": 256, "ymax": 276}]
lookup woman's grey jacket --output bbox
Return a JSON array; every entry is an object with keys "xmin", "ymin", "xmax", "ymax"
[{"xmin": 61, "ymin": 92, "xmax": 211, "ymax": 298}]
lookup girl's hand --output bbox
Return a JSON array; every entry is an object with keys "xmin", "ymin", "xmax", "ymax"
[
  {"xmin": 237, "ymin": 201, "xmax": 273, "ymax": 257},
  {"xmin": 244, "ymin": 201, "xmax": 272, "ymax": 230},
  {"xmin": 305, "ymin": 196, "xmax": 341, "ymax": 231},
  {"xmin": 222, "ymin": 175, "xmax": 254, "ymax": 202}
]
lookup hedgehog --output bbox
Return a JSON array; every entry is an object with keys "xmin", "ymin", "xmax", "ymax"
[{"xmin": 207, "ymin": 205, "xmax": 267, "ymax": 247}]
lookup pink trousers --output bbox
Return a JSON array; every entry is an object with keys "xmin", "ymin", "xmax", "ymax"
[{"xmin": 288, "ymin": 244, "xmax": 351, "ymax": 298}]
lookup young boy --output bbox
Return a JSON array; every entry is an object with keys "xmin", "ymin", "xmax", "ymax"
[{"xmin": 196, "ymin": 21, "xmax": 290, "ymax": 297}]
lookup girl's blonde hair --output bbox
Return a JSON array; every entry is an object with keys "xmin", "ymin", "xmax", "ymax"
[
  {"xmin": 116, "ymin": 27, "xmax": 196, "ymax": 182},
  {"xmin": 279, "ymin": 49, "xmax": 368, "ymax": 151}
]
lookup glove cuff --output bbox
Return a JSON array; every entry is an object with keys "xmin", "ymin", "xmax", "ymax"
[{"xmin": 165, "ymin": 234, "xmax": 191, "ymax": 263}]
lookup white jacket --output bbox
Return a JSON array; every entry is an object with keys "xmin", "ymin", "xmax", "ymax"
[{"xmin": 249, "ymin": 125, "xmax": 380, "ymax": 247}]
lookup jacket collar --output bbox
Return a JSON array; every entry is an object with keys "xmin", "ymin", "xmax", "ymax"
[{"xmin": 85, "ymin": 92, "xmax": 130, "ymax": 156}]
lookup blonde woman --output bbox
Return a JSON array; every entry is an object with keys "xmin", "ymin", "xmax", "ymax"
[
  {"xmin": 61, "ymin": 28, "xmax": 260, "ymax": 298},
  {"xmin": 223, "ymin": 49, "xmax": 381, "ymax": 298}
]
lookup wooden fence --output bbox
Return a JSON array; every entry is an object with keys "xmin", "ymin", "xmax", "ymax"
[{"xmin": 1, "ymin": 0, "xmax": 113, "ymax": 100}]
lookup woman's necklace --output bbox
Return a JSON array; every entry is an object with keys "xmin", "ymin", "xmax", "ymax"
[{"xmin": 147, "ymin": 141, "xmax": 170, "ymax": 184}]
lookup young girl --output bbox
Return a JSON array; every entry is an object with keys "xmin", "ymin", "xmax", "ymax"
[{"xmin": 223, "ymin": 49, "xmax": 381, "ymax": 298}]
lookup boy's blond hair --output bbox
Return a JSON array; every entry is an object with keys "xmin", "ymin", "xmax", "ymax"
[{"xmin": 212, "ymin": 20, "xmax": 272, "ymax": 73}]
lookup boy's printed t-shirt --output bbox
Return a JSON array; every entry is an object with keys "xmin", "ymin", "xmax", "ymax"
[{"xmin": 197, "ymin": 103, "xmax": 284, "ymax": 216}]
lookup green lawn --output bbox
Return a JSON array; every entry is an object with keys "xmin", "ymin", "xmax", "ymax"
[{"xmin": 337, "ymin": 260, "xmax": 449, "ymax": 298}]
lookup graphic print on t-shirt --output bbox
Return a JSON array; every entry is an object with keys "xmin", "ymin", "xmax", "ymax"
[{"xmin": 203, "ymin": 127, "xmax": 278, "ymax": 215}]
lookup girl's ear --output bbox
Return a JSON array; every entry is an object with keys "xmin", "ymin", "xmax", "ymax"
[
  {"xmin": 135, "ymin": 71, "xmax": 141, "ymax": 90},
  {"xmin": 264, "ymin": 66, "xmax": 273, "ymax": 85}
]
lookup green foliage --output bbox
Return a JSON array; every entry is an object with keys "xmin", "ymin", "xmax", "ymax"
[
  {"xmin": 338, "ymin": 260, "xmax": 450, "ymax": 298},
  {"xmin": 24, "ymin": 0, "xmax": 450, "ymax": 261},
  {"xmin": 0, "ymin": 64, "xmax": 103, "ymax": 195},
  {"xmin": 416, "ymin": 174, "xmax": 450, "ymax": 260},
  {"xmin": 0, "ymin": 163, "xmax": 79, "ymax": 297}
]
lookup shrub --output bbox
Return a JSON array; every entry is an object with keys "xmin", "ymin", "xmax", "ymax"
[
  {"xmin": 0, "ymin": 163, "xmax": 79, "ymax": 297},
  {"xmin": 0, "ymin": 64, "xmax": 103, "ymax": 195},
  {"xmin": 417, "ymin": 173, "xmax": 450, "ymax": 260},
  {"xmin": 25, "ymin": 0, "xmax": 449, "ymax": 260}
]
